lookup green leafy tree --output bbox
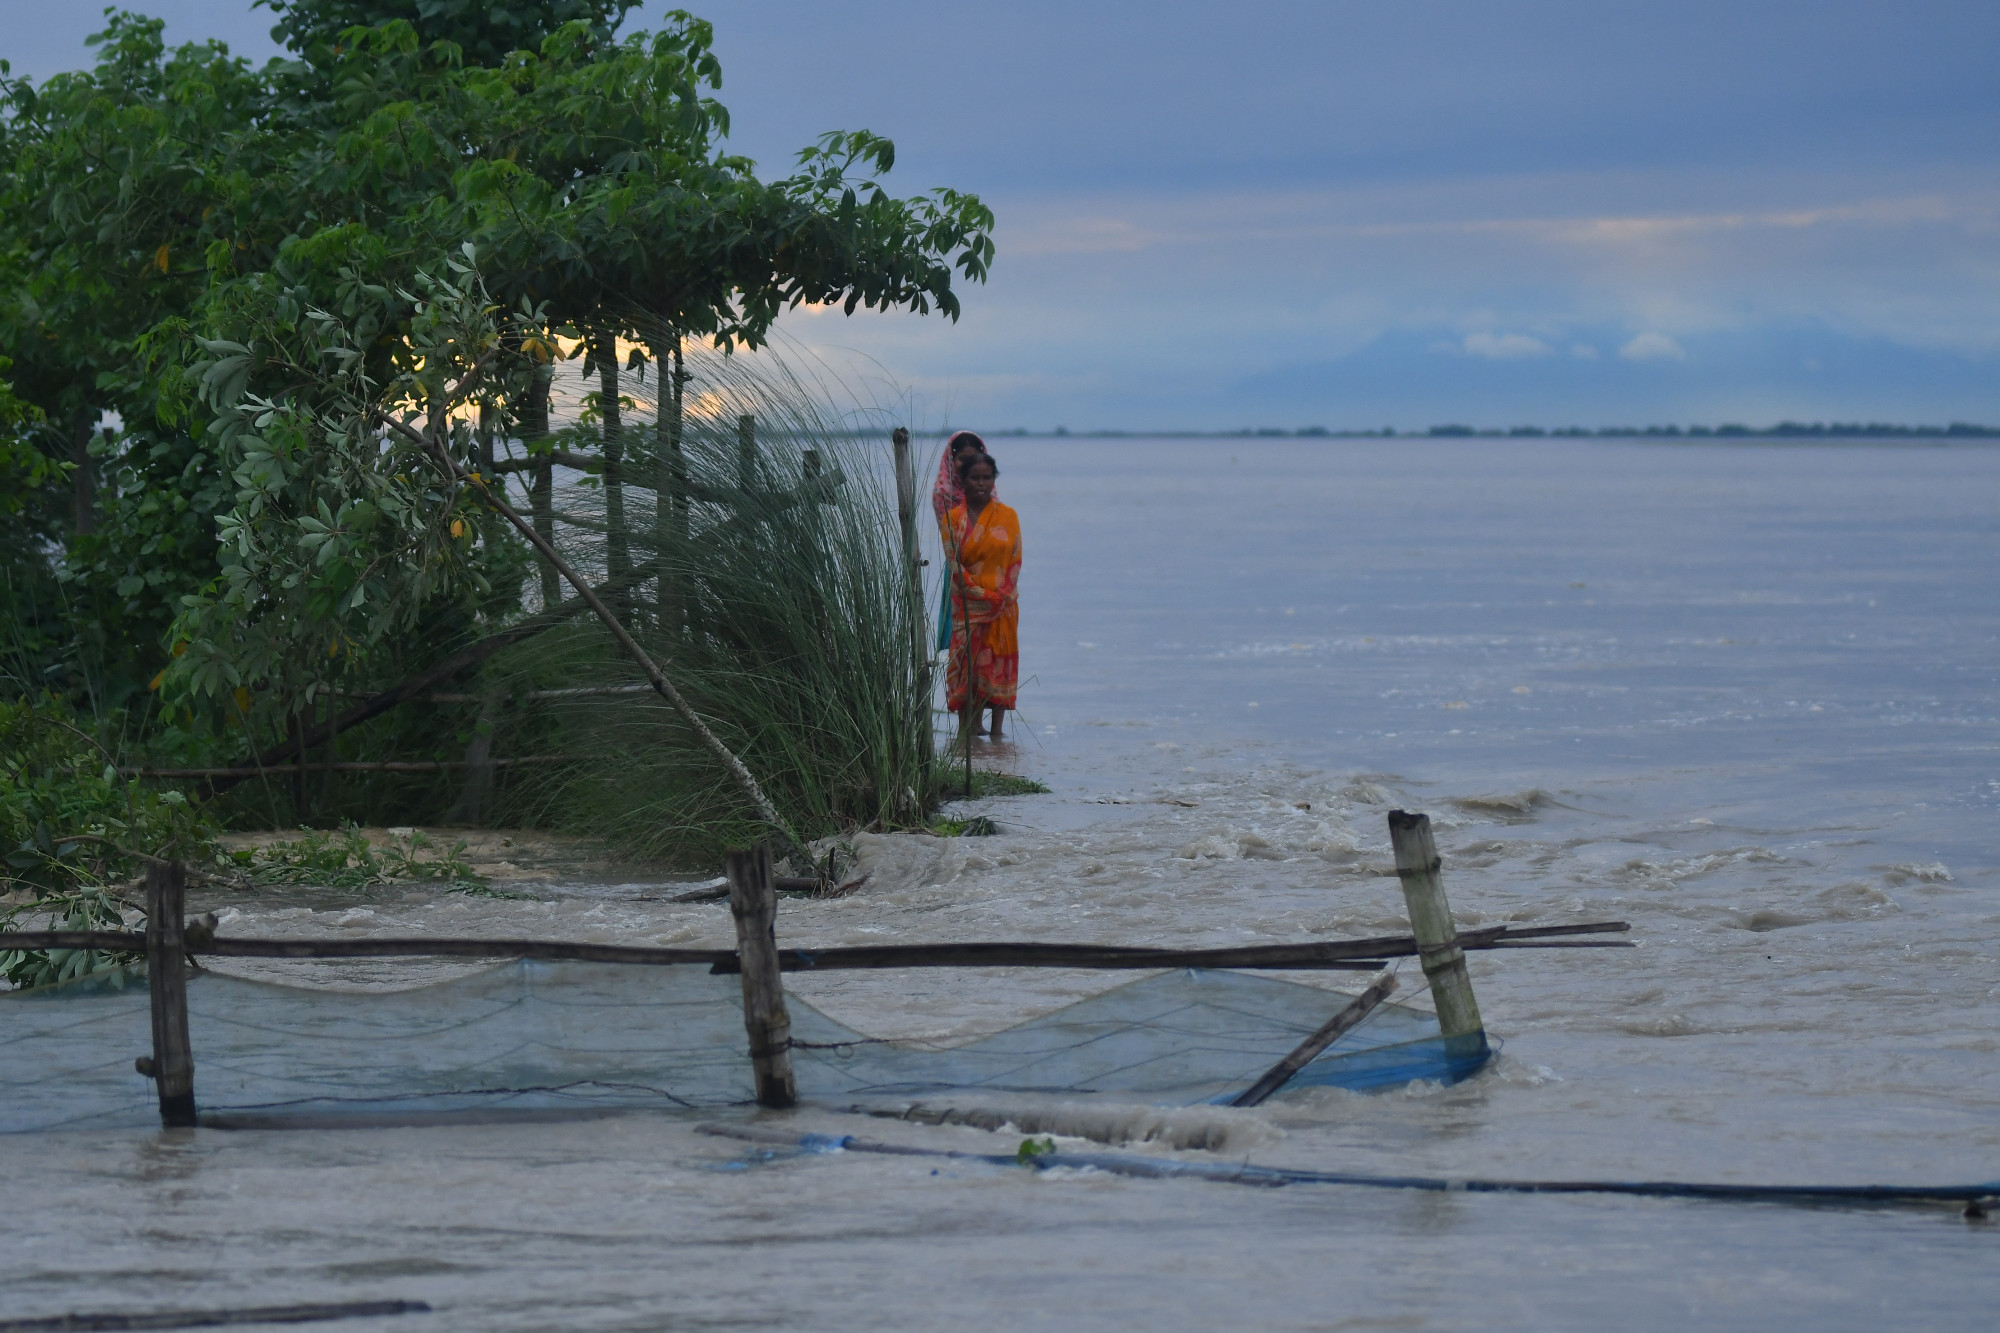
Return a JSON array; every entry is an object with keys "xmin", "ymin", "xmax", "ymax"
[
  {"xmin": 3, "ymin": 4, "xmax": 993, "ymax": 827},
  {"xmin": 258, "ymin": 0, "xmax": 641, "ymax": 70},
  {"xmin": 0, "ymin": 15, "xmax": 273, "ymax": 703},
  {"xmin": 167, "ymin": 249, "xmax": 542, "ymax": 710}
]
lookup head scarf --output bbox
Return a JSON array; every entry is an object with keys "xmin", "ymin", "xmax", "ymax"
[{"xmin": 932, "ymin": 430, "xmax": 992, "ymax": 520}]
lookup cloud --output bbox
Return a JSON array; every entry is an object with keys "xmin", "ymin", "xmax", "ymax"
[
  {"xmin": 1620, "ymin": 332, "xmax": 1687, "ymax": 362},
  {"xmin": 1570, "ymin": 343, "xmax": 1601, "ymax": 359},
  {"xmin": 1463, "ymin": 332, "xmax": 1553, "ymax": 359}
]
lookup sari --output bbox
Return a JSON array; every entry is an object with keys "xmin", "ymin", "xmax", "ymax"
[
  {"xmin": 932, "ymin": 435, "xmax": 994, "ymax": 653},
  {"xmin": 943, "ymin": 499, "xmax": 1022, "ymax": 711}
]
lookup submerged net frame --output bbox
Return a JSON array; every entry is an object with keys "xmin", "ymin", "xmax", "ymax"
[
  {"xmin": 0, "ymin": 958, "xmax": 1484, "ymax": 1134},
  {"xmin": 2, "ymin": 819, "xmax": 1635, "ymax": 1134}
]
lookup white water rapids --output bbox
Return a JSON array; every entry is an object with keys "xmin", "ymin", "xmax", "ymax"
[{"xmin": 4, "ymin": 438, "xmax": 1996, "ymax": 1328}]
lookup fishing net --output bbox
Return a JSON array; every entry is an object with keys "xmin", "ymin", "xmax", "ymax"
[{"xmin": 1, "ymin": 963, "xmax": 1488, "ymax": 1133}]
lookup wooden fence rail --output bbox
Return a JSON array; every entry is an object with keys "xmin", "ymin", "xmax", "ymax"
[{"xmin": 0, "ymin": 921, "xmax": 1629, "ymax": 973}]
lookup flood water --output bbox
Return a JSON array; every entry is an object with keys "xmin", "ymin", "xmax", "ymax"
[{"xmin": 5, "ymin": 437, "xmax": 1998, "ymax": 1328}]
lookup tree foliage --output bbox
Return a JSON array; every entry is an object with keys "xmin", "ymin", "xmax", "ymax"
[
  {"xmin": 169, "ymin": 249, "xmax": 542, "ymax": 708},
  {"xmin": 259, "ymin": 0, "xmax": 642, "ymax": 70},
  {"xmin": 0, "ymin": 3, "xmax": 992, "ymax": 829}
]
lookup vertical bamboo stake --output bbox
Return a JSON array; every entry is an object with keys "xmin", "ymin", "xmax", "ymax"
[
  {"xmin": 891, "ymin": 429, "xmax": 934, "ymax": 776},
  {"xmin": 598, "ymin": 335, "xmax": 631, "ymax": 623},
  {"xmin": 145, "ymin": 860, "xmax": 196, "ymax": 1128},
  {"xmin": 737, "ymin": 413, "xmax": 757, "ymax": 493},
  {"xmin": 955, "ymin": 508, "xmax": 977, "ymax": 800},
  {"xmin": 725, "ymin": 847, "xmax": 796, "ymax": 1108},
  {"xmin": 656, "ymin": 338, "xmax": 687, "ymax": 637},
  {"xmin": 476, "ymin": 402, "xmax": 496, "ymax": 472},
  {"xmin": 523, "ymin": 363, "xmax": 560, "ymax": 609},
  {"xmin": 286, "ymin": 712, "xmax": 305, "ymax": 817},
  {"xmin": 1386, "ymin": 810, "xmax": 1488, "ymax": 1058},
  {"xmin": 321, "ymin": 690, "xmax": 337, "ymax": 818}
]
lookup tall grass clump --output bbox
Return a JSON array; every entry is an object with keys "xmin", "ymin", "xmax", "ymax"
[{"xmin": 491, "ymin": 335, "xmax": 936, "ymax": 866}]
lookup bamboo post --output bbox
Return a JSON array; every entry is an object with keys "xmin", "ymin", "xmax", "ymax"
[
  {"xmin": 656, "ymin": 337, "xmax": 688, "ymax": 638},
  {"xmin": 737, "ymin": 413, "xmax": 757, "ymax": 493},
  {"xmin": 286, "ymin": 711, "xmax": 306, "ymax": 817},
  {"xmin": 1387, "ymin": 811, "xmax": 1488, "ymax": 1059},
  {"xmin": 891, "ymin": 428, "xmax": 934, "ymax": 774},
  {"xmin": 520, "ymin": 360, "xmax": 560, "ymax": 608},
  {"xmin": 144, "ymin": 860, "xmax": 197, "ymax": 1127},
  {"xmin": 725, "ymin": 846, "xmax": 796, "ymax": 1108},
  {"xmin": 529, "ymin": 457, "xmax": 558, "ymax": 608},
  {"xmin": 598, "ymin": 335, "xmax": 632, "ymax": 623}
]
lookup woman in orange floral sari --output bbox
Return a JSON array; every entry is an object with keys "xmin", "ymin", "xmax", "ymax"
[{"xmin": 943, "ymin": 451, "xmax": 1020, "ymax": 739}]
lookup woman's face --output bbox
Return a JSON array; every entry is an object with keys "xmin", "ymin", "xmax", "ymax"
[
  {"xmin": 952, "ymin": 443, "xmax": 984, "ymax": 475},
  {"xmin": 963, "ymin": 460, "xmax": 997, "ymax": 503}
]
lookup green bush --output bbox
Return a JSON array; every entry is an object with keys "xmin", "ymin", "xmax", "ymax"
[{"xmin": 0, "ymin": 695, "xmax": 212, "ymax": 895}]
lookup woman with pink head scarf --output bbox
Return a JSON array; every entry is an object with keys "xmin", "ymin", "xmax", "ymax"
[{"xmin": 932, "ymin": 432, "xmax": 991, "ymax": 652}]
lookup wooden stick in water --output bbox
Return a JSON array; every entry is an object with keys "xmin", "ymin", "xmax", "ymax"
[
  {"xmin": 1230, "ymin": 970, "xmax": 1398, "ymax": 1107},
  {"xmin": 143, "ymin": 860, "xmax": 197, "ymax": 1128},
  {"xmin": 0, "ymin": 1297, "xmax": 433, "ymax": 1330},
  {"xmin": 1388, "ymin": 810, "xmax": 1488, "ymax": 1059},
  {"xmin": 725, "ymin": 847, "xmax": 796, "ymax": 1108}
]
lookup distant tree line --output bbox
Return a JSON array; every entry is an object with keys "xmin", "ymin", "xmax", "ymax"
[{"xmin": 1006, "ymin": 421, "xmax": 2000, "ymax": 440}]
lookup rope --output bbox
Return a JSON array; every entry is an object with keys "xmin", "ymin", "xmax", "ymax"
[{"xmin": 697, "ymin": 1125, "xmax": 2000, "ymax": 1213}]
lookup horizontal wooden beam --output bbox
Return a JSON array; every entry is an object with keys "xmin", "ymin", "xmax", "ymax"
[
  {"xmin": 326, "ymin": 685, "xmax": 652, "ymax": 705},
  {"xmin": 0, "ymin": 922, "xmax": 1631, "ymax": 973},
  {"xmin": 490, "ymin": 449, "xmax": 843, "ymax": 508},
  {"xmin": 123, "ymin": 756, "xmax": 580, "ymax": 779}
]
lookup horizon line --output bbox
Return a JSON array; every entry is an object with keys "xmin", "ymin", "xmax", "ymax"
[{"xmin": 858, "ymin": 421, "xmax": 2000, "ymax": 441}]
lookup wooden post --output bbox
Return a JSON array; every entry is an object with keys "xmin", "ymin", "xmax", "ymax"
[
  {"xmin": 891, "ymin": 428, "xmax": 933, "ymax": 775},
  {"xmin": 477, "ymin": 402, "xmax": 496, "ymax": 472},
  {"xmin": 737, "ymin": 413, "xmax": 757, "ymax": 493},
  {"xmin": 320, "ymin": 690, "xmax": 337, "ymax": 818},
  {"xmin": 1387, "ymin": 811, "xmax": 1487, "ymax": 1058},
  {"xmin": 520, "ymin": 361, "xmax": 561, "ymax": 610},
  {"xmin": 286, "ymin": 711, "xmax": 306, "ymax": 817},
  {"xmin": 598, "ymin": 335, "xmax": 631, "ymax": 623},
  {"xmin": 657, "ymin": 337, "xmax": 688, "ymax": 637},
  {"xmin": 144, "ymin": 860, "xmax": 197, "ymax": 1127},
  {"xmin": 725, "ymin": 846, "xmax": 796, "ymax": 1108}
]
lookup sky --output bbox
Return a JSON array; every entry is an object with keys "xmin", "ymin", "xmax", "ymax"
[{"xmin": 6, "ymin": 1, "xmax": 1999, "ymax": 431}]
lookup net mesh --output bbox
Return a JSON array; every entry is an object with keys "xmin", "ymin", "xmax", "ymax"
[{"xmin": 1, "ymin": 963, "xmax": 1489, "ymax": 1132}]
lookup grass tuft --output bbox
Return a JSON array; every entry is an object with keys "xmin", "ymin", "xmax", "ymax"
[
  {"xmin": 931, "ymin": 815, "xmax": 1000, "ymax": 837},
  {"xmin": 491, "ymin": 336, "xmax": 939, "ymax": 865},
  {"xmin": 969, "ymin": 771, "xmax": 1050, "ymax": 798},
  {"xmin": 239, "ymin": 827, "xmax": 492, "ymax": 892}
]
